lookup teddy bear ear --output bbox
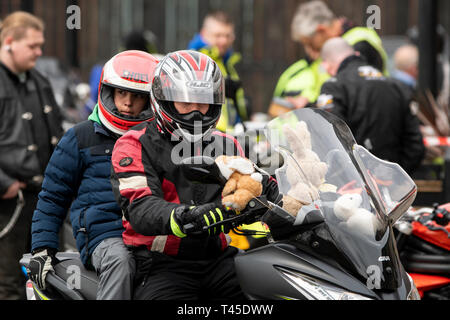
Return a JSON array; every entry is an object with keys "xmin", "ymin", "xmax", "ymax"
[
  {"xmin": 298, "ymin": 121, "xmax": 311, "ymax": 133},
  {"xmin": 227, "ymin": 157, "xmax": 255, "ymax": 175},
  {"xmin": 295, "ymin": 121, "xmax": 312, "ymax": 149},
  {"xmin": 282, "ymin": 124, "xmax": 294, "ymax": 138},
  {"xmin": 250, "ymin": 172, "xmax": 263, "ymax": 183},
  {"xmin": 297, "ymin": 121, "xmax": 306, "ymax": 130},
  {"xmin": 283, "ymin": 124, "xmax": 302, "ymax": 149},
  {"xmin": 215, "ymin": 156, "xmax": 234, "ymax": 180},
  {"xmin": 214, "ymin": 155, "xmax": 225, "ymax": 166}
]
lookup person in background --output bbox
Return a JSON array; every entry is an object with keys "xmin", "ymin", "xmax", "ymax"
[
  {"xmin": 317, "ymin": 37, "xmax": 425, "ymax": 175},
  {"xmin": 273, "ymin": 0, "xmax": 389, "ymax": 109},
  {"xmin": 392, "ymin": 44, "xmax": 447, "ymax": 163},
  {"xmin": 0, "ymin": 11, "xmax": 63, "ymax": 300},
  {"xmin": 392, "ymin": 44, "xmax": 419, "ymax": 91},
  {"xmin": 188, "ymin": 10, "xmax": 250, "ymax": 133},
  {"xmin": 29, "ymin": 51, "xmax": 158, "ymax": 300}
]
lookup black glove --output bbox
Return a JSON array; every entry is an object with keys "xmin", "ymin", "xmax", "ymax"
[
  {"xmin": 28, "ymin": 248, "xmax": 57, "ymax": 290},
  {"xmin": 171, "ymin": 203, "xmax": 232, "ymax": 237}
]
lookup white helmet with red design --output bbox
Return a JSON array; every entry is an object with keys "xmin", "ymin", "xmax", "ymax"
[
  {"xmin": 150, "ymin": 50, "xmax": 225, "ymax": 141},
  {"xmin": 98, "ymin": 50, "xmax": 159, "ymax": 135}
]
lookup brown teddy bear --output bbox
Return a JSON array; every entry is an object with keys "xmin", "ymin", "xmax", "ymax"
[{"xmin": 215, "ymin": 155, "xmax": 263, "ymax": 211}]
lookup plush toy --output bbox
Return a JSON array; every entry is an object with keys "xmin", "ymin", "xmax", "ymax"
[
  {"xmin": 333, "ymin": 193, "xmax": 378, "ymax": 239},
  {"xmin": 281, "ymin": 121, "xmax": 331, "ymax": 217},
  {"xmin": 215, "ymin": 155, "xmax": 263, "ymax": 211},
  {"xmin": 282, "ymin": 194, "xmax": 305, "ymax": 218}
]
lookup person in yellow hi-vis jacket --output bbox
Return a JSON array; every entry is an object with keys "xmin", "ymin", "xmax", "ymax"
[
  {"xmin": 188, "ymin": 10, "xmax": 250, "ymax": 133},
  {"xmin": 273, "ymin": 0, "xmax": 389, "ymax": 110}
]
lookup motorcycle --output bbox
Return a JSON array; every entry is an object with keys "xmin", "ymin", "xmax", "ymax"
[
  {"xmin": 20, "ymin": 108, "xmax": 420, "ymax": 300},
  {"xmin": 394, "ymin": 203, "xmax": 450, "ymax": 299}
]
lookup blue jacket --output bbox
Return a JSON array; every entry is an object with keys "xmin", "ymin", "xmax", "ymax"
[
  {"xmin": 31, "ymin": 106, "xmax": 124, "ymax": 266},
  {"xmin": 187, "ymin": 34, "xmax": 248, "ymax": 131},
  {"xmin": 187, "ymin": 33, "xmax": 233, "ymax": 65}
]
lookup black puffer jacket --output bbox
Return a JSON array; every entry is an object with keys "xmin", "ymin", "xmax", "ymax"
[
  {"xmin": 317, "ymin": 55, "xmax": 425, "ymax": 174},
  {"xmin": 0, "ymin": 64, "xmax": 63, "ymax": 195}
]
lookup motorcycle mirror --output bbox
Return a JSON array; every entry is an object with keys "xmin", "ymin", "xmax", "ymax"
[
  {"xmin": 179, "ymin": 156, "xmax": 228, "ymax": 186},
  {"xmin": 352, "ymin": 145, "xmax": 417, "ymax": 224},
  {"xmin": 387, "ymin": 188, "xmax": 417, "ymax": 224}
]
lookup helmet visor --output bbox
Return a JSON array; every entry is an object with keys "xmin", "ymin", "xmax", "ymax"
[{"xmin": 153, "ymin": 70, "xmax": 225, "ymax": 105}]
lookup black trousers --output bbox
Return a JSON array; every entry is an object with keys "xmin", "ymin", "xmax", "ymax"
[
  {"xmin": 133, "ymin": 246, "xmax": 246, "ymax": 300},
  {"xmin": 0, "ymin": 190, "xmax": 38, "ymax": 300}
]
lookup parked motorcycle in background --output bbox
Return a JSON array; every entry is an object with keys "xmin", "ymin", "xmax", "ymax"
[{"xmin": 395, "ymin": 204, "xmax": 450, "ymax": 299}]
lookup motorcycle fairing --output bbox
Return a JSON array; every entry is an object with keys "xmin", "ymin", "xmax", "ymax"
[{"xmin": 264, "ymin": 108, "xmax": 417, "ymax": 290}]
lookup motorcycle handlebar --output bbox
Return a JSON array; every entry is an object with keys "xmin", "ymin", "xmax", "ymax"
[{"xmin": 182, "ymin": 197, "xmax": 271, "ymax": 235}]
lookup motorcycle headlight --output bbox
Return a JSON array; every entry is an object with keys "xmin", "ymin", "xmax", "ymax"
[
  {"xmin": 407, "ymin": 274, "xmax": 421, "ymax": 300},
  {"xmin": 277, "ymin": 268, "xmax": 373, "ymax": 300}
]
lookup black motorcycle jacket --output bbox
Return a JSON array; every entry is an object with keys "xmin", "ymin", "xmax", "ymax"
[
  {"xmin": 111, "ymin": 120, "xmax": 255, "ymax": 260},
  {"xmin": 0, "ymin": 63, "xmax": 63, "ymax": 195},
  {"xmin": 317, "ymin": 55, "xmax": 425, "ymax": 174}
]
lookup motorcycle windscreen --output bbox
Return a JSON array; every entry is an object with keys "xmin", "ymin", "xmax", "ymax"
[{"xmin": 265, "ymin": 108, "xmax": 416, "ymax": 290}]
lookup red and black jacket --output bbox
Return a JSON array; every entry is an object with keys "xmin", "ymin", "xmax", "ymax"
[{"xmin": 111, "ymin": 120, "xmax": 245, "ymax": 260}]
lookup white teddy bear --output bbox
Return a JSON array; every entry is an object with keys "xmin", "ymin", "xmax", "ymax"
[{"xmin": 333, "ymin": 193, "xmax": 378, "ymax": 239}]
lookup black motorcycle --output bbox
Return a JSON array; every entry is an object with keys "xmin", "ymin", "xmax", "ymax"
[{"xmin": 20, "ymin": 108, "xmax": 421, "ymax": 300}]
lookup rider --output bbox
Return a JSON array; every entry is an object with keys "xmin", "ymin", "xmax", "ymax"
[
  {"xmin": 110, "ymin": 50, "xmax": 280, "ymax": 299},
  {"xmin": 29, "ymin": 50, "xmax": 159, "ymax": 300}
]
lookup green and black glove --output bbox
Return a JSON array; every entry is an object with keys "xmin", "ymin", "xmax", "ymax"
[
  {"xmin": 171, "ymin": 203, "xmax": 232, "ymax": 237},
  {"xmin": 28, "ymin": 248, "xmax": 58, "ymax": 290}
]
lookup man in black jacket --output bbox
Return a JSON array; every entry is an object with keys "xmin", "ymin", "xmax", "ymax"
[
  {"xmin": 0, "ymin": 11, "xmax": 63, "ymax": 299},
  {"xmin": 317, "ymin": 37, "xmax": 425, "ymax": 175}
]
